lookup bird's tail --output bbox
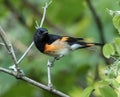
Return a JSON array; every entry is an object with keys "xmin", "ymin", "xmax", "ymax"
[
  {"xmin": 71, "ymin": 42, "xmax": 103, "ymax": 50},
  {"xmin": 85, "ymin": 43, "xmax": 104, "ymax": 47}
]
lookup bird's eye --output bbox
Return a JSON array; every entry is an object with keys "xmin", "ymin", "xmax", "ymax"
[
  {"xmin": 39, "ymin": 31, "xmax": 42, "ymax": 34},
  {"xmin": 38, "ymin": 31, "xmax": 43, "ymax": 34}
]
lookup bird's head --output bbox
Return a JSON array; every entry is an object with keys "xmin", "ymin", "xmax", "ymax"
[{"xmin": 34, "ymin": 28, "xmax": 48, "ymax": 41}]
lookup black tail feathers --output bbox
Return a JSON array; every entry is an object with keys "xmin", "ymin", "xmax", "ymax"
[
  {"xmin": 92, "ymin": 43, "xmax": 104, "ymax": 46},
  {"xmin": 86, "ymin": 43, "xmax": 104, "ymax": 47}
]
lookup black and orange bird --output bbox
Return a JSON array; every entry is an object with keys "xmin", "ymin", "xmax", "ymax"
[{"xmin": 34, "ymin": 28, "xmax": 102, "ymax": 61}]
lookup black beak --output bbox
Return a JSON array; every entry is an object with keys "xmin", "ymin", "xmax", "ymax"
[{"xmin": 42, "ymin": 31, "xmax": 48, "ymax": 36}]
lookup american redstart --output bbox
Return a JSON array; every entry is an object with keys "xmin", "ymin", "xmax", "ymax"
[{"xmin": 34, "ymin": 28, "xmax": 103, "ymax": 60}]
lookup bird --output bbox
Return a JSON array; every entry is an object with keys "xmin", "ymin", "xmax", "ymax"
[{"xmin": 34, "ymin": 28, "xmax": 103, "ymax": 61}]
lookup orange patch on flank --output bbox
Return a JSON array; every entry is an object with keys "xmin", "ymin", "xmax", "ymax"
[
  {"xmin": 45, "ymin": 44, "xmax": 54, "ymax": 52},
  {"xmin": 44, "ymin": 43, "xmax": 62, "ymax": 53},
  {"xmin": 60, "ymin": 37, "xmax": 68, "ymax": 42}
]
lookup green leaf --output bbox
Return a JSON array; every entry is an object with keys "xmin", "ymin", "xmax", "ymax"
[
  {"xmin": 106, "ymin": 8, "xmax": 120, "ymax": 16},
  {"xmin": 111, "ymin": 79, "xmax": 120, "ymax": 88},
  {"xmin": 114, "ymin": 38, "xmax": 120, "ymax": 55},
  {"xmin": 106, "ymin": 9, "xmax": 120, "ymax": 34},
  {"xmin": 99, "ymin": 86, "xmax": 117, "ymax": 97},
  {"xmin": 81, "ymin": 86, "xmax": 94, "ymax": 97},
  {"xmin": 103, "ymin": 44, "xmax": 115, "ymax": 58},
  {"xmin": 113, "ymin": 15, "xmax": 120, "ymax": 34}
]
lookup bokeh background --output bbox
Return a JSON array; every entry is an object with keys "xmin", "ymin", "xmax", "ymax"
[{"xmin": 0, "ymin": 0, "xmax": 119, "ymax": 97}]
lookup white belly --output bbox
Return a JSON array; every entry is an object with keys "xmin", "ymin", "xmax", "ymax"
[{"xmin": 58, "ymin": 48, "xmax": 70, "ymax": 55}]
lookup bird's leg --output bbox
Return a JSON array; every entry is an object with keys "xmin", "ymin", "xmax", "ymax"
[
  {"xmin": 55, "ymin": 55, "xmax": 64, "ymax": 60},
  {"xmin": 49, "ymin": 57, "xmax": 57, "ymax": 67},
  {"xmin": 48, "ymin": 55, "xmax": 63, "ymax": 67}
]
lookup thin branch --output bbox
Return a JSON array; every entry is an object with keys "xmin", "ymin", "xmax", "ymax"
[
  {"xmin": 40, "ymin": 1, "xmax": 52, "ymax": 28},
  {"xmin": 86, "ymin": 0, "xmax": 105, "ymax": 44},
  {"xmin": 9, "ymin": 41, "xmax": 34, "ymax": 71},
  {"xmin": 0, "ymin": 67, "xmax": 69, "ymax": 97},
  {"xmin": 0, "ymin": 42, "xmax": 5, "ymax": 46},
  {"xmin": 23, "ymin": 0, "xmax": 66, "ymax": 34},
  {"xmin": 0, "ymin": 27, "xmax": 19, "ymax": 72},
  {"xmin": 47, "ymin": 59, "xmax": 54, "ymax": 88},
  {"xmin": 35, "ymin": 21, "xmax": 39, "ymax": 29},
  {"xmin": 17, "ymin": 41, "xmax": 34, "ymax": 64},
  {"xmin": 36, "ymin": 1, "xmax": 52, "ymax": 29},
  {"xmin": 0, "ymin": 27, "xmax": 11, "ymax": 51},
  {"xmin": 47, "ymin": 58, "xmax": 57, "ymax": 88},
  {"xmin": 47, "ymin": 60, "xmax": 52, "ymax": 87}
]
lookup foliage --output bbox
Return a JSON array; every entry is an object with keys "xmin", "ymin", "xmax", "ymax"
[
  {"xmin": 0, "ymin": 0, "xmax": 120, "ymax": 97},
  {"xmin": 102, "ymin": 8, "xmax": 120, "ymax": 97},
  {"xmin": 99, "ymin": 85, "xmax": 117, "ymax": 97},
  {"xmin": 81, "ymin": 86, "xmax": 94, "ymax": 97},
  {"xmin": 103, "ymin": 43, "xmax": 115, "ymax": 58}
]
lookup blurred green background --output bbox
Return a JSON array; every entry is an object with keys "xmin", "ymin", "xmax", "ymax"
[{"xmin": 0, "ymin": 0, "xmax": 119, "ymax": 97}]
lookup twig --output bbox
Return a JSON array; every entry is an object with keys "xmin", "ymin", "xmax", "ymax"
[
  {"xmin": 17, "ymin": 41, "xmax": 34, "ymax": 64},
  {"xmin": 35, "ymin": 21, "xmax": 39, "ymax": 29},
  {"xmin": 0, "ymin": 42, "xmax": 5, "ymax": 46},
  {"xmin": 40, "ymin": 1, "xmax": 52, "ymax": 28},
  {"xmin": 36, "ymin": 1, "xmax": 52, "ymax": 29},
  {"xmin": 47, "ymin": 59, "xmax": 55, "ymax": 88},
  {"xmin": 0, "ymin": 26, "xmax": 11, "ymax": 51},
  {"xmin": 47, "ymin": 60, "xmax": 52, "ymax": 87},
  {"xmin": 86, "ymin": 0, "xmax": 105, "ymax": 44},
  {"xmin": 47, "ymin": 58, "xmax": 57, "ymax": 88},
  {"xmin": 0, "ymin": 26, "xmax": 19, "ymax": 73},
  {"xmin": 23, "ymin": 0, "xmax": 65, "ymax": 34},
  {"xmin": 0, "ymin": 67, "xmax": 69, "ymax": 97}
]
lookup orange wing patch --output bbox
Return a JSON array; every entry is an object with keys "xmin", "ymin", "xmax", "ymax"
[
  {"xmin": 86, "ymin": 43, "xmax": 95, "ymax": 46},
  {"xmin": 60, "ymin": 37, "xmax": 68, "ymax": 42}
]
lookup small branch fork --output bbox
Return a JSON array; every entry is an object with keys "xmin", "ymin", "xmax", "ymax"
[
  {"xmin": 0, "ymin": 27, "xmax": 20, "ymax": 75},
  {"xmin": 0, "ymin": 1, "xmax": 69, "ymax": 97},
  {"xmin": 35, "ymin": 1, "xmax": 52, "ymax": 29}
]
